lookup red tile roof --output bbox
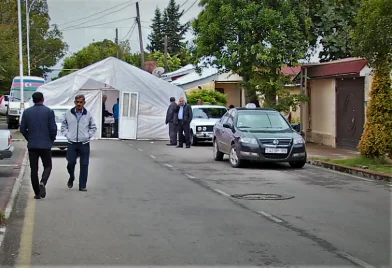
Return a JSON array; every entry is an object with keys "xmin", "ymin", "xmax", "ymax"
[
  {"xmin": 281, "ymin": 66, "xmax": 302, "ymax": 81},
  {"xmin": 304, "ymin": 58, "xmax": 369, "ymax": 79}
]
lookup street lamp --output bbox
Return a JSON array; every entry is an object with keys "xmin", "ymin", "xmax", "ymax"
[
  {"xmin": 18, "ymin": 0, "xmax": 25, "ymax": 115},
  {"xmin": 26, "ymin": 0, "xmax": 38, "ymax": 76}
]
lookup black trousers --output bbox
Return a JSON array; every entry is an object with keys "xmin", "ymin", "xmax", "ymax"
[
  {"xmin": 114, "ymin": 119, "xmax": 119, "ymax": 138},
  {"xmin": 177, "ymin": 120, "xmax": 190, "ymax": 146},
  {"xmin": 28, "ymin": 149, "xmax": 52, "ymax": 196}
]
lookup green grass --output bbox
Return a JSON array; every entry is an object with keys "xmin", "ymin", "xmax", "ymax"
[
  {"xmin": 0, "ymin": 209, "xmax": 5, "ymax": 226},
  {"xmin": 317, "ymin": 156, "xmax": 392, "ymax": 175}
]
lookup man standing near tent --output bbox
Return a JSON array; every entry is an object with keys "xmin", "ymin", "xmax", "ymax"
[
  {"xmin": 102, "ymin": 95, "xmax": 113, "ymax": 137},
  {"xmin": 176, "ymin": 97, "xmax": 193, "ymax": 148},
  {"xmin": 61, "ymin": 94, "xmax": 97, "ymax": 191},
  {"xmin": 165, "ymin": 97, "xmax": 178, "ymax": 146},
  {"xmin": 20, "ymin": 92, "xmax": 57, "ymax": 199},
  {"xmin": 112, "ymin": 98, "xmax": 119, "ymax": 138}
]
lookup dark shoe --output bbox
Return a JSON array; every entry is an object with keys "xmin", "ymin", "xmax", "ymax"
[
  {"xmin": 79, "ymin": 188, "xmax": 87, "ymax": 192},
  {"xmin": 67, "ymin": 179, "xmax": 73, "ymax": 188},
  {"xmin": 34, "ymin": 195, "xmax": 41, "ymax": 199},
  {"xmin": 39, "ymin": 183, "xmax": 46, "ymax": 198},
  {"xmin": 166, "ymin": 143, "xmax": 176, "ymax": 146}
]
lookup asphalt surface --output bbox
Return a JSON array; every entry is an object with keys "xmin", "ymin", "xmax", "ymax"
[{"xmin": 0, "ymin": 139, "xmax": 390, "ymax": 267}]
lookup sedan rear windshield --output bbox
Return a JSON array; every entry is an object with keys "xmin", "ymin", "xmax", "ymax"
[
  {"xmin": 53, "ymin": 109, "xmax": 68, "ymax": 123},
  {"xmin": 236, "ymin": 111, "xmax": 290, "ymax": 130},
  {"xmin": 193, "ymin": 107, "xmax": 227, "ymax": 119}
]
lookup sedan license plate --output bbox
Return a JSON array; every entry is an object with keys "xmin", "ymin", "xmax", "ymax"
[{"xmin": 265, "ymin": 148, "xmax": 287, "ymax": 154}]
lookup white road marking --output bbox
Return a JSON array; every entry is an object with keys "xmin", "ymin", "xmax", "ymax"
[
  {"xmin": 165, "ymin": 164, "xmax": 173, "ymax": 168},
  {"xmin": 128, "ymin": 144, "xmax": 134, "ymax": 146},
  {"xmin": 335, "ymin": 251, "xmax": 376, "ymax": 268},
  {"xmin": 256, "ymin": 211, "xmax": 283, "ymax": 223},
  {"xmin": 0, "ymin": 164, "xmax": 19, "ymax": 167},
  {"xmin": 213, "ymin": 189, "xmax": 231, "ymax": 197},
  {"xmin": 185, "ymin": 174, "xmax": 196, "ymax": 179},
  {"xmin": 137, "ymin": 148, "xmax": 143, "ymax": 152},
  {"xmin": 149, "ymin": 155, "xmax": 156, "ymax": 159}
]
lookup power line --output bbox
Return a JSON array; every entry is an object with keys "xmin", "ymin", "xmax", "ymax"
[
  {"xmin": 58, "ymin": 0, "xmax": 140, "ymax": 27},
  {"xmin": 180, "ymin": 0, "xmax": 190, "ymax": 7},
  {"xmin": 121, "ymin": 20, "xmax": 137, "ymax": 41},
  {"xmin": 183, "ymin": 0, "xmax": 198, "ymax": 15},
  {"xmin": 61, "ymin": 17, "xmax": 136, "ymax": 32},
  {"xmin": 59, "ymin": 1, "xmax": 138, "ymax": 31}
]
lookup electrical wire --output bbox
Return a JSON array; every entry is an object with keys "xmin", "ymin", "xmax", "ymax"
[
  {"xmin": 121, "ymin": 20, "xmax": 137, "ymax": 41},
  {"xmin": 183, "ymin": 0, "xmax": 198, "ymax": 15},
  {"xmin": 180, "ymin": 0, "xmax": 190, "ymax": 7},
  {"xmin": 59, "ymin": 1, "xmax": 138, "ymax": 31},
  {"xmin": 58, "ymin": 0, "xmax": 139, "ymax": 27},
  {"xmin": 61, "ymin": 17, "xmax": 136, "ymax": 32}
]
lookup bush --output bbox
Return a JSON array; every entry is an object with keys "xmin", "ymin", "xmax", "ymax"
[
  {"xmin": 186, "ymin": 89, "xmax": 227, "ymax": 106},
  {"xmin": 358, "ymin": 63, "xmax": 392, "ymax": 158}
]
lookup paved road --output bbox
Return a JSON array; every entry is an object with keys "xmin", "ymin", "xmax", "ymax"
[{"xmin": 0, "ymin": 140, "xmax": 390, "ymax": 267}]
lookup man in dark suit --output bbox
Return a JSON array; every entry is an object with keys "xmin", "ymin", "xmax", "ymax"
[
  {"xmin": 176, "ymin": 97, "xmax": 193, "ymax": 148},
  {"xmin": 165, "ymin": 97, "xmax": 178, "ymax": 146},
  {"xmin": 20, "ymin": 92, "xmax": 57, "ymax": 199}
]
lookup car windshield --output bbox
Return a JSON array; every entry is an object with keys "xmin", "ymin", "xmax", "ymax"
[
  {"xmin": 53, "ymin": 109, "xmax": 68, "ymax": 123},
  {"xmin": 192, "ymin": 107, "xmax": 227, "ymax": 119},
  {"xmin": 10, "ymin": 91, "xmax": 34, "ymax": 102},
  {"xmin": 236, "ymin": 111, "xmax": 291, "ymax": 131}
]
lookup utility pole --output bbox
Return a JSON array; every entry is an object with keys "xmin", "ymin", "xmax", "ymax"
[
  {"xmin": 164, "ymin": 35, "xmax": 168, "ymax": 72},
  {"xmin": 115, "ymin": 28, "xmax": 119, "ymax": 58},
  {"xmin": 17, "ymin": 0, "xmax": 25, "ymax": 115},
  {"xmin": 136, "ymin": 2, "xmax": 144, "ymax": 70}
]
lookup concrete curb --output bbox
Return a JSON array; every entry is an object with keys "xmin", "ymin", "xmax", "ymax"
[
  {"xmin": 0, "ymin": 150, "xmax": 28, "ymax": 250},
  {"xmin": 307, "ymin": 159, "xmax": 392, "ymax": 182}
]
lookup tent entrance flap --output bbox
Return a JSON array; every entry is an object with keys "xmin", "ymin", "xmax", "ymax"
[{"xmin": 119, "ymin": 91, "xmax": 139, "ymax": 139}]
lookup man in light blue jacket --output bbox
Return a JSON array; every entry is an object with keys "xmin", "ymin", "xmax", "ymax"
[{"xmin": 61, "ymin": 94, "xmax": 97, "ymax": 191}]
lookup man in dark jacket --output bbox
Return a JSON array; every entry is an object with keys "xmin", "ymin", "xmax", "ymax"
[
  {"xmin": 165, "ymin": 97, "xmax": 178, "ymax": 146},
  {"xmin": 176, "ymin": 97, "xmax": 193, "ymax": 148},
  {"xmin": 20, "ymin": 92, "xmax": 57, "ymax": 199}
]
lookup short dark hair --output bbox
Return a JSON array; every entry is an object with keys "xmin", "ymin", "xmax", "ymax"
[
  {"xmin": 170, "ymin": 97, "xmax": 175, "ymax": 102},
  {"xmin": 117, "ymin": 97, "xmax": 119, "ymax": 102},
  {"xmin": 32, "ymin": 92, "xmax": 44, "ymax": 104},
  {"xmin": 229, "ymin": 104, "xmax": 235, "ymax": 109},
  {"xmin": 75, "ymin": 94, "xmax": 85, "ymax": 101}
]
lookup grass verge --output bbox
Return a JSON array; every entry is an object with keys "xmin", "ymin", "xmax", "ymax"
[
  {"xmin": 0, "ymin": 209, "xmax": 5, "ymax": 226},
  {"xmin": 316, "ymin": 156, "xmax": 392, "ymax": 175}
]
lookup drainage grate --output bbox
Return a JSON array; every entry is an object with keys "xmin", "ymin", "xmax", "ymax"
[{"xmin": 231, "ymin": 193, "xmax": 294, "ymax": 200}]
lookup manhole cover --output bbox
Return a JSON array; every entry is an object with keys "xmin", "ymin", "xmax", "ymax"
[{"xmin": 231, "ymin": 193, "xmax": 294, "ymax": 200}]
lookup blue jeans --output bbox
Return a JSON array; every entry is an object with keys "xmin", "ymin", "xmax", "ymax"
[{"xmin": 66, "ymin": 142, "xmax": 90, "ymax": 189}]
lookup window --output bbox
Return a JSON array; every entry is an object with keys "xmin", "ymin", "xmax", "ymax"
[
  {"xmin": 122, "ymin": 93, "xmax": 129, "ymax": 117},
  {"xmin": 236, "ymin": 111, "xmax": 290, "ymax": 131},
  {"xmin": 192, "ymin": 107, "xmax": 227, "ymax": 119},
  {"xmin": 130, "ymin": 93, "xmax": 137, "ymax": 117},
  {"xmin": 215, "ymin": 88, "xmax": 224, "ymax": 94}
]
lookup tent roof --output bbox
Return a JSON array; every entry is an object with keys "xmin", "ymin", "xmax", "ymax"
[{"xmin": 33, "ymin": 57, "xmax": 186, "ymax": 109}]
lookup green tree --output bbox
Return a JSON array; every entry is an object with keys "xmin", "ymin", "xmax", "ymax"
[
  {"xmin": 146, "ymin": 51, "xmax": 182, "ymax": 72},
  {"xmin": 147, "ymin": 7, "xmax": 164, "ymax": 52},
  {"xmin": 186, "ymin": 89, "xmax": 227, "ymax": 106},
  {"xmin": 351, "ymin": 0, "xmax": 392, "ymax": 158},
  {"xmin": 192, "ymin": 0, "xmax": 311, "ymax": 112},
  {"xmin": 310, "ymin": 0, "xmax": 361, "ymax": 62},
  {"xmin": 162, "ymin": 0, "xmax": 189, "ymax": 55}
]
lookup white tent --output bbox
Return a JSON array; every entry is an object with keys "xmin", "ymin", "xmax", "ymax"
[{"xmin": 30, "ymin": 57, "xmax": 186, "ymax": 140}]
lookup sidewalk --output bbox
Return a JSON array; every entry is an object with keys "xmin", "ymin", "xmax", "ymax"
[{"xmin": 306, "ymin": 143, "xmax": 360, "ymax": 160}]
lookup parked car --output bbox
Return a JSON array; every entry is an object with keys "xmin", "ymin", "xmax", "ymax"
[
  {"xmin": 50, "ymin": 106, "xmax": 73, "ymax": 150},
  {"xmin": 190, "ymin": 105, "xmax": 228, "ymax": 145},
  {"xmin": 0, "ymin": 130, "xmax": 13, "ymax": 160},
  {"xmin": 0, "ymin": 95, "xmax": 10, "ymax": 116},
  {"xmin": 212, "ymin": 106, "xmax": 307, "ymax": 168}
]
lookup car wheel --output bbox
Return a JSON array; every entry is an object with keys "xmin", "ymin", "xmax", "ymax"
[
  {"xmin": 190, "ymin": 131, "xmax": 198, "ymax": 146},
  {"xmin": 289, "ymin": 159, "xmax": 306, "ymax": 168},
  {"xmin": 213, "ymin": 139, "xmax": 224, "ymax": 161},
  {"xmin": 229, "ymin": 144, "xmax": 243, "ymax": 168}
]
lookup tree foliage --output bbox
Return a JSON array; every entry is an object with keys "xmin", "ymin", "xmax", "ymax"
[
  {"xmin": 147, "ymin": 8, "xmax": 164, "ymax": 53},
  {"xmin": 310, "ymin": 0, "xmax": 361, "ymax": 62},
  {"xmin": 352, "ymin": 0, "xmax": 392, "ymax": 158},
  {"xmin": 0, "ymin": 0, "xmax": 67, "ymax": 94},
  {"xmin": 56, "ymin": 39, "xmax": 182, "ymax": 78},
  {"xmin": 192, "ymin": 0, "xmax": 311, "ymax": 112},
  {"xmin": 186, "ymin": 89, "xmax": 227, "ymax": 106}
]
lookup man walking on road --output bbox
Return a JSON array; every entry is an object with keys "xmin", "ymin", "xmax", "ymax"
[
  {"xmin": 165, "ymin": 97, "xmax": 178, "ymax": 146},
  {"xmin": 61, "ymin": 94, "xmax": 97, "ymax": 191},
  {"xmin": 20, "ymin": 92, "xmax": 57, "ymax": 199},
  {"xmin": 176, "ymin": 97, "xmax": 193, "ymax": 148}
]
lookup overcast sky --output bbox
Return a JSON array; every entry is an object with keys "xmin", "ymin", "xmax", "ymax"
[
  {"xmin": 46, "ymin": 0, "xmax": 202, "ymax": 77},
  {"xmin": 46, "ymin": 0, "xmax": 319, "ymax": 79}
]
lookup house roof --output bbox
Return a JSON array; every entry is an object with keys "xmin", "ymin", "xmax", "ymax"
[
  {"xmin": 281, "ymin": 66, "xmax": 301, "ymax": 81},
  {"xmin": 302, "ymin": 58, "xmax": 369, "ymax": 79},
  {"xmin": 161, "ymin": 64, "xmax": 195, "ymax": 79}
]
